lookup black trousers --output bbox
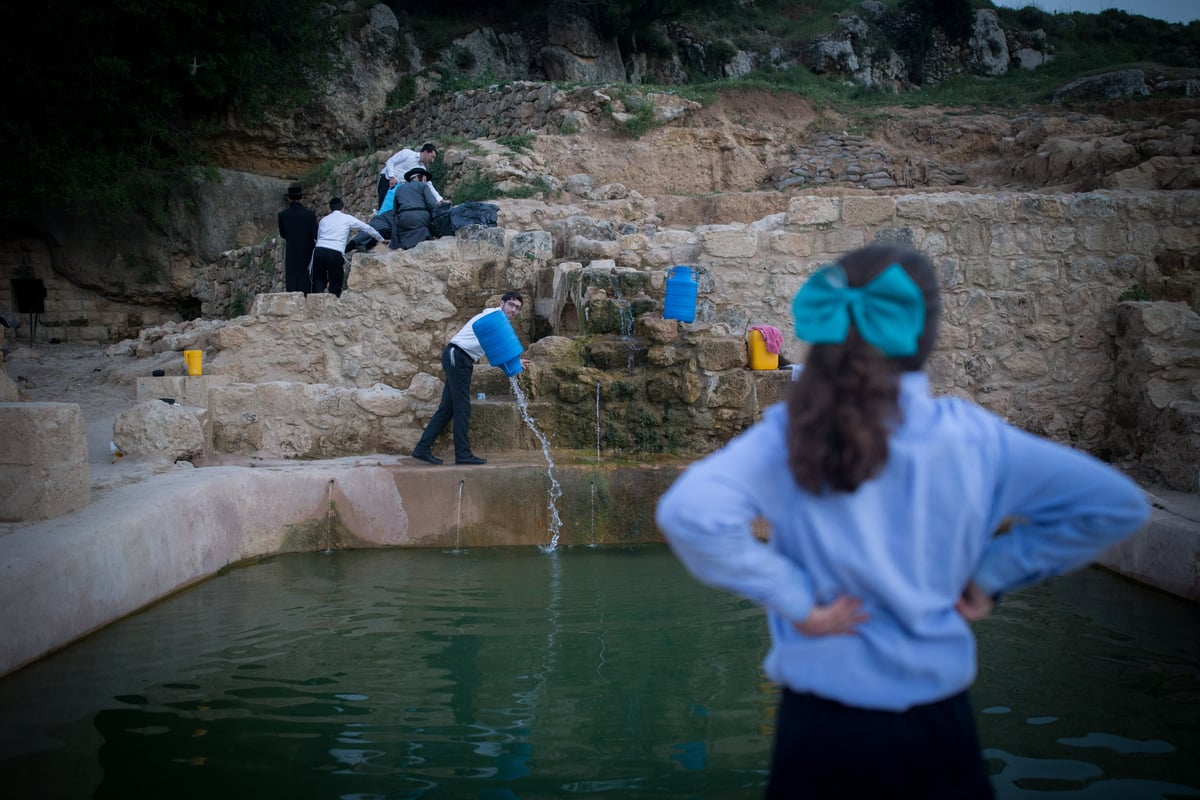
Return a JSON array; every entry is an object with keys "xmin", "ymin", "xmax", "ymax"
[
  {"xmin": 284, "ymin": 253, "xmax": 312, "ymax": 294},
  {"xmin": 376, "ymin": 174, "xmax": 391, "ymax": 209},
  {"xmin": 415, "ymin": 344, "xmax": 475, "ymax": 459},
  {"xmin": 765, "ymin": 689, "xmax": 994, "ymax": 799},
  {"xmin": 311, "ymin": 247, "xmax": 347, "ymax": 297}
]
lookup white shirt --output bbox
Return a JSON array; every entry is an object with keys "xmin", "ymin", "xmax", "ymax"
[
  {"xmin": 382, "ymin": 148, "xmax": 421, "ymax": 180},
  {"xmin": 381, "ymin": 149, "xmax": 445, "ymax": 203},
  {"xmin": 448, "ymin": 307, "xmax": 503, "ymax": 361},
  {"xmin": 315, "ymin": 210, "xmax": 383, "ymax": 252}
]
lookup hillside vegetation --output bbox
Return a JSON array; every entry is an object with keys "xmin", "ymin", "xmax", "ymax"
[{"xmin": 0, "ymin": 0, "xmax": 1196, "ymax": 228}]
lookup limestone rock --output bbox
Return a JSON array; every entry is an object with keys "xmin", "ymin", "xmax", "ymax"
[
  {"xmin": 1053, "ymin": 70, "xmax": 1149, "ymax": 103},
  {"xmin": 0, "ymin": 369, "xmax": 18, "ymax": 402},
  {"xmin": 114, "ymin": 399, "xmax": 206, "ymax": 462},
  {"xmin": 0, "ymin": 402, "xmax": 89, "ymax": 521},
  {"xmin": 452, "ymin": 27, "xmax": 530, "ymax": 82},
  {"xmin": 966, "ymin": 10, "xmax": 1009, "ymax": 77},
  {"xmin": 540, "ymin": 5, "xmax": 626, "ymax": 84}
]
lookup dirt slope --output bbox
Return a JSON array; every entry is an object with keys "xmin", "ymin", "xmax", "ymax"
[{"xmin": 528, "ymin": 90, "xmax": 1200, "ymax": 201}]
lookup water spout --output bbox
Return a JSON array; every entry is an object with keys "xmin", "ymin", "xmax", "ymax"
[
  {"xmin": 616, "ymin": 298, "xmax": 633, "ymax": 337},
  {"xmin": 324, "ymin": 478, "xmax": 335, "ymax": 554},
  {"xmin": 511, "ymin": 377, "xmax": 564, "ymax": 551},
  {"xmin": 451, "ymin": 479, "xmax": 465, "ymax": 553}
]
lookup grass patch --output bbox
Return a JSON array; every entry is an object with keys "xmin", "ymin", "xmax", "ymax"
[
  {"xmin": 386, "ymin": 75, "xmax": 417, "ymax": 109},
  {"xmin": 452, "ymin": 170, "xmax": 498, "ymax": 202},
  {"xmin": 613, "ymin": 103, "xmax": 658, "ymax": 138},
  {"xmin": 498, "ymin": 133, "xmax": 536, "ymax": 153},
  {"xmin": 300, "ymin": 153, "xmax": 357, "ymax": 196}
]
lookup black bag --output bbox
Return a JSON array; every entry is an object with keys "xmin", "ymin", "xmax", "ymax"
[
  {"xmin": 449, "ymin": 202, "xmax": 499, "ymax": 230},
  {"xmin": 430, "ymin": 205, "xmax": 454, "ymax": 238}
]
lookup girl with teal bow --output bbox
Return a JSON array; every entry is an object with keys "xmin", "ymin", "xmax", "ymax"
[{"xmin": 657, "ymin": 245, "xmax": 1148, "ymax": 798}]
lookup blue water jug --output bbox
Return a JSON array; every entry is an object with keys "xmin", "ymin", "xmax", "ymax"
[
  {"xmin": 663, "ymin": 266, "xmax": 698, "ymax": 323},
  {"xmin": 472, "ymin": 310, "xmax": 524, "ymax": 376}
]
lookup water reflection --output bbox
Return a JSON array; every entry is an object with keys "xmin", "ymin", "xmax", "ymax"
[{"xmin": 0, "ymin": 549, "xmax": 1195, "ymax": 799}]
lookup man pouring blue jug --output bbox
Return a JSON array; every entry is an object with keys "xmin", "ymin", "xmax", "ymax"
[{"xmin": 411, "ymin": 291, "xmax": 530, "ymax": 466}]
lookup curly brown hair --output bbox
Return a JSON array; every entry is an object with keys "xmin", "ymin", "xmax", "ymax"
[{"xmin": 786, "ymin": 245, "xmax": 942, "ymax": 494}]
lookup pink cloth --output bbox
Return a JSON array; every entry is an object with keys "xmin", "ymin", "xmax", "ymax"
[{"xmin": 749, "ymin": 324, "xmax": 783, "ymax": 354}]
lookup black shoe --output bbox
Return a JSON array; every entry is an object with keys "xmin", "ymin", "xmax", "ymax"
[
  {"xmin": 411, "ymin": 450, "xmax": 443, "ymax": 465},
  {"xmin": 456, "ymin": 455, "xmax": 487, "ymax": 465}
]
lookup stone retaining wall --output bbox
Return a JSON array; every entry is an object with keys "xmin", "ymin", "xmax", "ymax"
[
  {"xmin": 375, "ymin": 82, "xmax": 615, "ymax": 143},
  {"xmin": 115, "ymin": 189, "xmax": 1199, "ymax": 485},
  {"xmin": 1113, "ymin": 301, "xmax": 1200, "ymax": 490},
  {"xmin": 0, "ymin": 237, "xmax": 178, "ymax": 345}
]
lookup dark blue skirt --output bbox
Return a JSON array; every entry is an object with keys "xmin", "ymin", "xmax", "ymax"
[{"xmin": 765, "ymin": 688, "xmax": 994, "ymax": 799}]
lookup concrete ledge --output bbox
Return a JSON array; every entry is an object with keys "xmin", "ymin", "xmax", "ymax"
[{"xmin": 1098, "ymin": 487, "xmax": 1200, "ymax": 602}]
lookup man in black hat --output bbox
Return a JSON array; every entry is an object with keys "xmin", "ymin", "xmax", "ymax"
[
  {"xmin": 388, "ymin": 167, "xmax": 441, "ymax": 250},
  {"xmin": 277, "ymin": 184, "xmax": 318, "ymax": 294}
]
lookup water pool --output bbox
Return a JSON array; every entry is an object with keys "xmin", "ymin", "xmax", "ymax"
[{"xmin": 0, "ymin": 546, "xmax": 1196, "ymax": 799}]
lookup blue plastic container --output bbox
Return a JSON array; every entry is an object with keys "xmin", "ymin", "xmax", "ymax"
[
  {"xmin": 663, "ymin": 266, "xmax": 698, "ymax": 323},
  {"xmin": 472, "ymin": 310, "xmax": 524, "ymax": 376}
]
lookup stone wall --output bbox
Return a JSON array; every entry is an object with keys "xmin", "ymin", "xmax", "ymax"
[
  {"xmin": 505, "ymin": 190, "xmax": 1197, "ymax": 458},
  {"xmin": 0, "ymin": 402, "xmax": 89, "ymax": 521},
  {"xmin": 0, "ymin": 237, "xmax": 178, "ymax": 344},
  {"xmin": 112, "ymin": 189, "xmax": 1199, "ymax": 484},
  {"xmin": 194, "ymin": 242, "xmax": 284, "ymax": 319},
  {"xmin": 374, "ymin": 82, "xmax": 694, "ymax": 144},
  {"xmin": 1112, "ymin": 301, "xmax": 1200, "ymax": 491}
]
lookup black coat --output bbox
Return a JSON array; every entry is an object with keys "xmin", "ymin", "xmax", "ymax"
[
  {"xmin": 389, "ymin": 181, "xmax": 440, "ymax": 250},
  {"xmin": 277, "ymin": 202, "xmax": 318, "ymax": 292}
]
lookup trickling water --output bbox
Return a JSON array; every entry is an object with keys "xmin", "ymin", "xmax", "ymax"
[
  {"xmin": 511, "ymin": 377, "xmax": 564, "ymax": 550},
  {"xmin": 609, "ymin": 296, "xmax": 639, "ymax": 370},
  {"xmin": 592, "ymin": 383, "xmax": 601, "ymax": 548},
  {"xmin": 590, "ymin": 480, "xmax": 599, "ymax": 548},
  {"xmin": 615, "ymin": 297, "xmax": 633, "ymax": 337},
  {"xmin": 452, "ymin": 479, "xmax": 465, "ymax": 553},
  {"xmin": 595, "ymin": 382, "xmax": 602, "ymax": 463},
  {"xmin": 324, "ymin": 479, "xmax": 335, "ymax": 554}
]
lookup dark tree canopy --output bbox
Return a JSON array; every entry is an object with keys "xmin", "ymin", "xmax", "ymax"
[{"xmin": 0, "ymin": 0, "xmax": 332, "ymax": 224}]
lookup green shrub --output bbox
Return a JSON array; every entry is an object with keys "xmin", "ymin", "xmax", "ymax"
[
  {"xmin": 1118, "ymin": 284, "xmax": 1152, "ymax": 302},
  {"xmin": 498, "ymin": 133, "xmax": 536, "ymax": 153},
  {"xmin": 705, "ymin": 39, "xmax": 738, "ymax": 74},
  {"xmin": 615, "ymin": 104, "xmax": 658, "ymax": 138},
  {"xmin": 228, "ymin": 291, "xmax": 248, "ymax": 319},
  {"xmin": 386, "ymin": 75, "xmax": 417, "ymax": 109},
  {"xmin": 299, "ymin": 153, "xmax": 356, "ymax": 196},
  {"xmin": 452, "ymin": 171, "xmax": 498, "ymax": 202}
]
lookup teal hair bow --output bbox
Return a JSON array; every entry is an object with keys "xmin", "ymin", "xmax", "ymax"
[{"xmin": 792, "ymin": 262, "xmax": 926, "ymax": 357}]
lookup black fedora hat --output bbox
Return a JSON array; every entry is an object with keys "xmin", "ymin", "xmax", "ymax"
[
  {"xmin": 403, "ymin": 167, "xmax": 430, "ymax": 182},
  {"xmin": 285, "ymin": 183, "xmax": 305, "ymax": 200}
]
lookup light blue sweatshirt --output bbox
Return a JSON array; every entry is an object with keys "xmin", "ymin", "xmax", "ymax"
[{"xmin": 655, "ymin": 372, "xmax": 1149, "ymax": 711}]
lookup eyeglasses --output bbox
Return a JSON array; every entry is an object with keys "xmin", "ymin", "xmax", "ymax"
[{"xmin": 503, "ymin": 300, "xmax": 522, "ymax": 311}]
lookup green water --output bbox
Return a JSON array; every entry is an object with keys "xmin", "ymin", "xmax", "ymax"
[{"xmin": 0, "ymin": 546, "xmax": 1196, "ymax": 799}]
